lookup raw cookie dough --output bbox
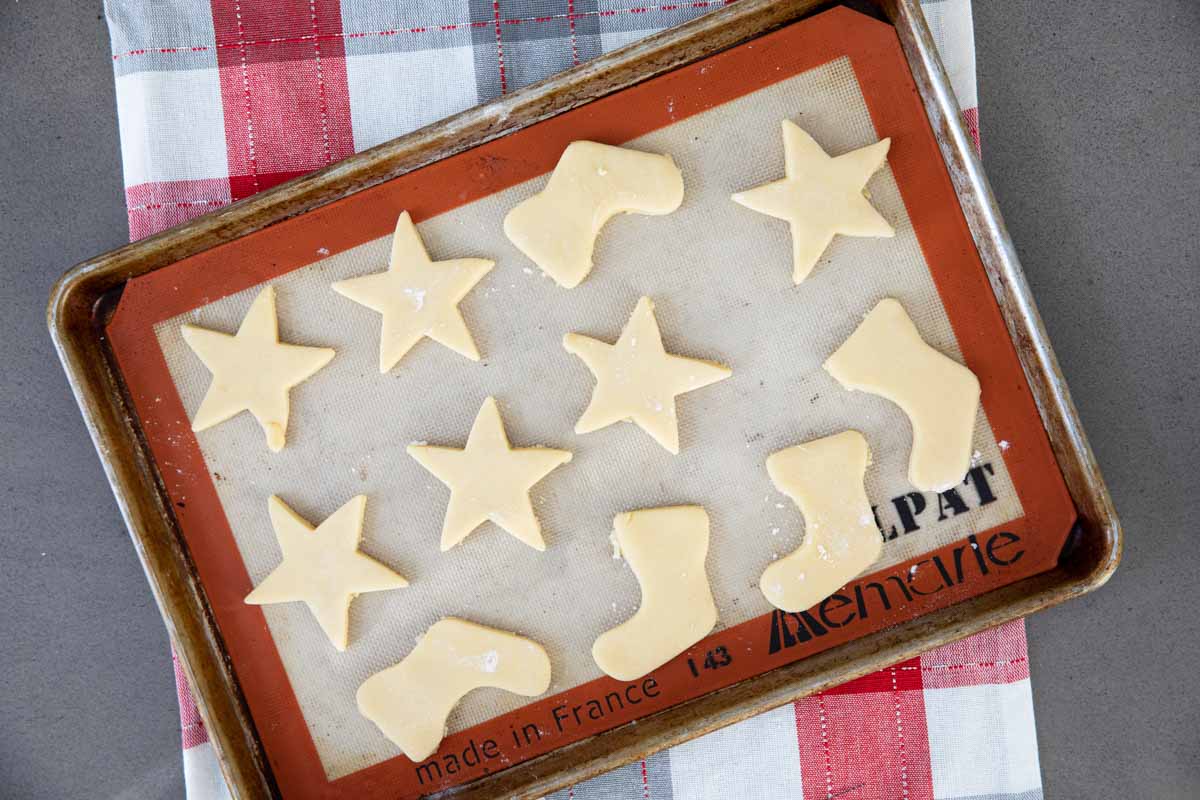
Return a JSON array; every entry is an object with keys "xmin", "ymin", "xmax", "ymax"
[
  {"xmin": 824, "ymin": 299, "xmax": 981, "ymax": 492},
  {"xmin": 732, "ymin": 121, "xmax": 894, "ymax": 284},
  {"xmin": 503, "ymin": 141, "xmax": 685, "ymax": 288},
  {"xmin": 244, "ymin": 495, "xmax": 408, "ymax": 651},
  {"xmin": 408, "ymin": 397, "xmax": 572, "ymax": 551},
  {"xmin": 563, "ymin": 296, "xmax": 732, "ymax": 454},
  {"xmin": 332, "ymin": 211, "xmax": 493, "ymax": 371},
  {"xmin": 592, "ymin": 506, "xmax": 717, "ymax": 681},
  {"xmin": 181, "ymin": 286, "xmax": 334, "ymax": 452},
  {"xmin": 761, "ymin": 431, "xmax": 882, "ymax": 613},
  {"xmin": 357, "ymin": 618, "xmax": 551, "ymax": 761}
]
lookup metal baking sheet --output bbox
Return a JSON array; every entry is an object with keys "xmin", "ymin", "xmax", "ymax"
[{"xmin": 48, "ymin": 2, "xmax": 1120, "ymax": 798}]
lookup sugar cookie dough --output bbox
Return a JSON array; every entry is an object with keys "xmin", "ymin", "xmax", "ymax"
[
  {"xmin": 181, "ymin": 286, "xmax": 334, "ymax": 452},
  {"xmin": 504, "ymin": 141, "xmax": 685, "ymax": 288},
  {"xmin": 563, "ymin": 297, "xmax": 731, "ymax": 454},
  {"xmin": 761, "ymin": 431, "xmax": 882, "ymax": 613},
  {"xmin": 824, "ymin": 298, "xmax": 981, "ymax": 492},
  {"xmin": 593, "ymin": 506, "xmax": 717, "ymax": 681},
  {"xmin": 732, "ymin": 121, "xmax": 894, "ymax": 284},
  {"xmin": 244, "ymin": 495, "xmax": 408, "ymax": 651},
  {"xmin": 408, "ymin": 397, "xmax": 572, "ymax": 551},
  {"xmin": 332, "ymin": 211, "xmax": 493, "ymax": 371},
  {"xmin": 358, "ymin": 618, "xmax": 551, "ymax": 761}
]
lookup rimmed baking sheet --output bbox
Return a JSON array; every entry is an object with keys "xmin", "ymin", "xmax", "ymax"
[{"xmin": 105, "ymin": 8, "xmax": 1075, "ymax": 798}]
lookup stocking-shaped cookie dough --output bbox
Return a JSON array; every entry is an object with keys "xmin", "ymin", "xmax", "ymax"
[
  {"xmin": 504, "ymin": 141, "xmax": 684, "ymax": 288},
  {"xmin": 761, "ymin": 431, "xmax": 881, "ymax": 613},
  {"xmin": 592, "ymin": 506, "xmax": 717, "ymax": 681},
  {"xmin": 357, "ymin": 618, "xmax": 551, "ymax": 761},
  {"xmin": 824, "ymin": 299, "xmax": 980, "ymax": 491}
]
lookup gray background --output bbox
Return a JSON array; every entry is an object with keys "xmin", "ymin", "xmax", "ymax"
[{"xmin": 0, "ymin": 0, "xmax": 1196, "ymax": 797}]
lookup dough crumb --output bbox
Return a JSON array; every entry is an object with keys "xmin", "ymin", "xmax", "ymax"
[{"xmin": 402, "ymin": 287, "xmax": 426, "ymax": 310}]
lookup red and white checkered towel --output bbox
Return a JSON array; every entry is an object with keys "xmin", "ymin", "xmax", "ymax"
[{"xmin": 105, "ymin": 2, "xmax": 1037, "ymax": 797}]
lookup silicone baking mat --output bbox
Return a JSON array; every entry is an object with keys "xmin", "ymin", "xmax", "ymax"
[{"xmin": 107, "ymin": 8, "xmax": 1075, "ymax": 799}]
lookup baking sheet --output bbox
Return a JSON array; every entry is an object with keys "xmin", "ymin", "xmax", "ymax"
[{"xmin": 155, "ymin": 55, "xmax": 1022, "ymax": 779}]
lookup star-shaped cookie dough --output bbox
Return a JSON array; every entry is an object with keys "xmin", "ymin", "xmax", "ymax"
[
  {"xmin": 181, "ymin": 286, "xmax": 334, "ymax": 452},
  {"xmin": 408, "ymin": 397, "xmax": 572, "ymax": 552},
  {"xmin": 563, "ymin": 297, "xmax": 732, "ymax": 454},
  {"xmin": 245, "ymin": 495, "xmax": 409, "ymax": 651},
  {"xmin": 332, "ymin": 211, "xmax": 493, "ymax": 371},
  {"xmin": 732, "ymin": 121, "xmax": 894, "ymax": 284}
]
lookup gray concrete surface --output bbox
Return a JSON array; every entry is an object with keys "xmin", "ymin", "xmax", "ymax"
[
  {"xmin": 0, "ymin": 1, "xmax": 1196, "ymax": 798},
  {"xmin": 976, "ymin": 4, "xmax": 1200, "ymax": 797}
]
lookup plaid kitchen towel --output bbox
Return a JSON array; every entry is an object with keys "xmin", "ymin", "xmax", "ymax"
[{"xmin": 105, "ymin": 1, "xmax": 1039, "ymax": 798}]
